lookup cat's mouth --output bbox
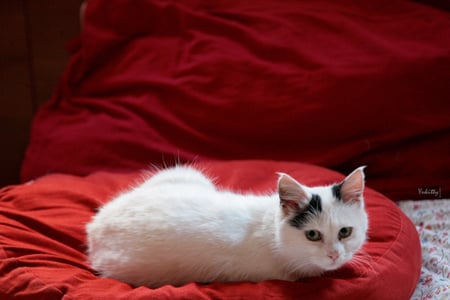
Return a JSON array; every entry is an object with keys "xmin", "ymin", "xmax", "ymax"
[{"xmin": 324, "ymin": 258, "xmax": 347, "ymax": 270}]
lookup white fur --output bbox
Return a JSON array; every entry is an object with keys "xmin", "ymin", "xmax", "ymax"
[{"xmin": 86, "ymin": 166, "xmax": 368, "ymax": 287}]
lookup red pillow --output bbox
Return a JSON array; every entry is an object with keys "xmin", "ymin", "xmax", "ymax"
[
  {"xmin": 21, "ymin": 0, "xmax": 450, "ymax": 200},
  {"xmin": 2, "ymin": 160, "xmax": 421, "ymax": 299}
]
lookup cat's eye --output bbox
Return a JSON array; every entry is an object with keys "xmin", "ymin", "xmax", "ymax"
[
  {"xmin": 338, "ymin": 227, "xmax": 353, "ymax": 240},
  {"xmin": 305, "ymin": 230, "xmax": 322, "ymax": 242}
]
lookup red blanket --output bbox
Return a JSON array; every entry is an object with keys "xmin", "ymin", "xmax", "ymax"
[
  {"xmin": 21, "ymin": 0, "xmax": 450, "ymax": 200},
  {"xmin": 1, "ymin": 160, "xmax": 421, "ymax": 299}
]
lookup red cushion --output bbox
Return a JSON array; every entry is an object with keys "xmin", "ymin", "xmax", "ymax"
[
  {"xmin": 21, "ymin": 0, "xmax": 450, "ymax": 200},
  {"xmin": 2, "ymin": 161, "xmax": 420, "ymax": 299}
]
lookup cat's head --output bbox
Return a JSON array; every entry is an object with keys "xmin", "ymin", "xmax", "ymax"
[{"xmin": 276, "ymin": 167, "xmax": 368, "ymax": 276}]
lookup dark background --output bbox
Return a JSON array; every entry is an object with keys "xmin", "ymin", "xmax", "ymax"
[{"xmin": 0, "ymin": 0, "xmax": 83, "ymax": 187}]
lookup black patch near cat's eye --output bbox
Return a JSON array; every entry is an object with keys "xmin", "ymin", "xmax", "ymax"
[
  {"xmin": 289, "ymin": 194, "xmax": 322, "ymax": 229},
  {"xmin": 332, "ymin": 182, "xmax": 343, "ymax": 201}
]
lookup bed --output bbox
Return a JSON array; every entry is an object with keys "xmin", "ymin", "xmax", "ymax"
[
  {"xmin": 1, "ymin": 0, "xmax": 450, "ymax": 299},
  {"xmin": 399, "ymin": 200, "xmax": 450, "ymax": 299}
]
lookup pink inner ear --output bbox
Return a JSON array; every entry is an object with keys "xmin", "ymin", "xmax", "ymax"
[
  {"xmin": 278, "ymin": 174, "xmax": 308, "ymax": 201},
  {"xmin": 281, "ymin": 199, "xmax": 299, "ymax": 211},
  {"xmin": 278, "ymin": 174, "xmax": 310, "ymax": 215},
  {"xmin": 341, "ymin": 167, "xmax": 365, "ymax": 203}
]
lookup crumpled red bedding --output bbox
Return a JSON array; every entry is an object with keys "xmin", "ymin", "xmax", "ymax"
[
  {"xmin": 21, "ymin": 0, "xmax": 450, "ymax": 200},
  {"xmin": 6, "ymin": 0, "xmax": 449, "ymax": 298},
  {"xmin": 1, "ymin": 161, "xmax": 421, "ymax": 299}
]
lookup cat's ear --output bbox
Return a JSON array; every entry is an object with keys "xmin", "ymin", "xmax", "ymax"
[
  {"xmin": 339, "ymin": 166, "xmax": 366, "ymax": 204},
  {"xmin": 277, "ymin": 173, "xmax": 311, "ymax": 216}
]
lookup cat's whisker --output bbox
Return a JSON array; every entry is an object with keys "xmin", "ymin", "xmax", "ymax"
[{"xmin": 347, "ymin": 250, "xmax": 375, "ymax": 274}]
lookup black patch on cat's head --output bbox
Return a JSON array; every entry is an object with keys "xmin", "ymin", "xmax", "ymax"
[
  {"xmin": 332, "ymin": 182, "xmax": 343, "ymax": 201},
  {"xmin": 289, "ymin": 194, "xmax": 322, "ymax": 229}
]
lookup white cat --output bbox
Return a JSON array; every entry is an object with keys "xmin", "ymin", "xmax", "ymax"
[{"xmin": 86, "ymin": 165, "xmax": 368, "ymax": 288}]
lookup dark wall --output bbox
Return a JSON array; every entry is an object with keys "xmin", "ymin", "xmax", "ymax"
[{"xmin": 0, "ymin": 0, "xmax": 83, "ymax": 187}]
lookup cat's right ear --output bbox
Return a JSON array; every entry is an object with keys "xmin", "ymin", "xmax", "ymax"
[{"xmin": 277, "ymin": 173, "xmax": 311, "ymax": 216}]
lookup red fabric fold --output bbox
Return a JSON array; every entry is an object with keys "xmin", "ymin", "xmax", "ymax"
[
  {"xmin": 21, "ymin": 0, "xmax": 450, "ymax": 200},
  {"xmin": 2, "ymin": 160, "xmax": 421, "ymax": 299}
]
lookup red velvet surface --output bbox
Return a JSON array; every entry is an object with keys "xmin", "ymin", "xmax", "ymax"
[
  {"xmin": 1, "ymin": 161, "xmax": 421, "ymax": 299},
  {"xmin": 21, "ymin": 0, "xmax": 450, "ymax": 200}
]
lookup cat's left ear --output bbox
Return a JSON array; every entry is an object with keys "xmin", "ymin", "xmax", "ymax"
[
  {"xmin": 277, "ymin": 173, "xmax": 311, "ymax": 216},
  {"xmin": 338, "ymin": 166, "xmax": 366, "ymax": 205}
]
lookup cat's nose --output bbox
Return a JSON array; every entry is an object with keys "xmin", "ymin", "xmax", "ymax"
[{"xmin": 328, "ymin": 251, "xmax": 339, "ymax": 261}]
